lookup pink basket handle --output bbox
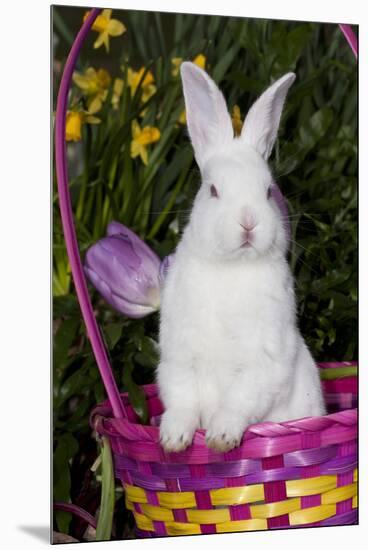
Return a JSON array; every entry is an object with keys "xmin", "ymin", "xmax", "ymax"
[
  {"xmin": 339, "ymin": 24, "xmax": 358, "ymax": 58},
  {"xmin": 54, "ymin": 11, "xmax": 357, "ymax": 422},
  {"xmin": 55, "ymin": 8, "xmax": 126, "ymax": 419}
]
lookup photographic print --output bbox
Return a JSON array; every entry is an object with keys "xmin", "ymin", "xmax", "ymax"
[{"xmin": 52, "ymin": 5, "xmax": 358, "ymax": 543}]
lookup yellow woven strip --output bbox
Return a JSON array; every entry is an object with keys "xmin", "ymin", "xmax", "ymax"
[
  {"xmin": 286, "ymin": 474, "xmax": 337, "ymax": 497},
  {"xmin": 139, "ymin": 503, "xmax": 174, "ymax": 522},
  {"xmin": 321, "ymin": 483, "xmax": 357, "ymax": 505},
  {"xmin": 210, "ymin": 484, "xmax": 264, "ymax": 506},
  {"xmin": 354, "ymin": 469, "xmax": 358, "ymax": 482},
  {"xmin": 138, "ymin": 502, "xmax": 231, "ymax": 524},
  {"xmin": 125, "ymin": 497, "xmax": 133, "ymax": 511},
  {"xmin": 250, "ymin": 497, "xmax": 301, "ymax": 519},
  {"xmin": 216, "ymin": 518, "xmax": 268, "ymax": 533},
  {"xmin": 186, "ymin": 507, "xmax": 230, "ymax": 524},
  {"xmin": 132, "ymin": 510, "xmax": 154, "ymax": 531},
  {"xmin": 124, "ymin": 484, "xmax": 148, "ymax": 504},
  {"xmin": 125, "ymin": 469, "xmax": 358, "ymax": 510},
  {"xmin": 352, "ymin": 495, "xmax": 358, "ymax": 508},
  {"xmin": 158, "ymin": 491, "xmax": 196, "ymax": 509},
  {"xmin": 124, "ymin": 484, "xmax": 197, "ymax": 509},
  {"xmin": 289, "ymin": 504, "xmax": 336, "ymax": 525},
  {"xmin": 165, "ymin": 522, "xmax": 201, "ymax": 536}
]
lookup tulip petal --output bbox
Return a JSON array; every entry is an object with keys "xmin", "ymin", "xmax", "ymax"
[
  {"xmin": 106, "ymin": 221, "xmax": 161, "ymax": 269},
  {"xmin": 109, "ymin": 289, "xmax": 159, "ymax": 318},
  {"xmin": 85, "ymin": 236, "xmax": 159, "ymax": 306}
]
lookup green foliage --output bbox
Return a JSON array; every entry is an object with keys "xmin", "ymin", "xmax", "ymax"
[
  {"xmin": 96, "ymin": 438, "xmax": 115, "ymax": 541},
  {"xmin": 53, "ymin": 7, "xmax": 357, "ymax": 540}
]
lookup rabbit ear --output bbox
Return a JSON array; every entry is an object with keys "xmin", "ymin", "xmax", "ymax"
[
  {"xmin": 180, "ymin": 62, "xmax": 234, "ymax": 168},
  {"xmin": 240, "ymin": 73, "xmax": 296, "ymax": 160}
]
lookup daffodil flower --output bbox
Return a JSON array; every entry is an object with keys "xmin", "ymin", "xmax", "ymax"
[
  {"xmin": 130, "ymin": 120, "xmax": 160, "ymax": 165},
  {"xmin": 73, "ymin": 67, "xmax": 111, "ymax": 114},
  {"xmin": 84, "ymin": 9, "xmax": 126, "ymax": 52},
  {"xmin": 127, "ymin": 67, "xmax": 157, "ymax": 103},
  {"xmin": 171, "ymin": 57, "xmax": 183, "ymax": 77},
  {"xmin": 178, "ymin": 54, "xmax": 207, "ymax": 124},
  {"xmin": 112, "ymin": 77, "xmax": 124, "ymax": 110},
  {"xmin": 192, "ymin": 53, "xmax": 206, "ymax": 70},
  {"xmin": 231, "ymin": 105, "xmax": 243, "ymax": 136},
  {"xmin": 65, "ymin": 111, "xmax": 100, "ymax": 142}
]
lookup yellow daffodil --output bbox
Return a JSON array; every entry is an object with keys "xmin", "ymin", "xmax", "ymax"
[
  {"xmin": 171, "ymin": 57, "xmax": 183, "ymax": 77},
  {"xmin": 178, "ymin": 54, "xmax": 207, "ymax": 124},
  {"xmin": 192, "ymin": 53, "xmax": 206, "ymax": 70},
  {"xmin": 231, "ymin": 105, "xmax": 243, "ymax": 136},
  {"xmin": 112, "ymin": 78, "xmax": 124, "ymax": 110},
  {"xmin": 127, "ymin": 67, "xmax": 157, "ymax": 103},
  {"xmin": 65, "ymin": 111, "xmax": 100, "ymax": 142},
  {"xmin": 84, "ymin": 9, "xmax": 126, "ymax": 52},
  {"xmin": 178, "ymin": 110, "xmax": 187, "ymax": 125},
  {"xmin": 130, "ymin": 120, "xmax": 160, "ymax": 165},
  {"xmin": 72, "ymin": 67, "xmax": 111, "ymax": 114},
  {"xmin": 172, "ymin": 54, "xmax": 206, "ymax": 79}
]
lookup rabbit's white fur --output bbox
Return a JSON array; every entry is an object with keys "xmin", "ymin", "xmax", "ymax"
[{"xmin": 156, "ymin": 62, "xmax": 326, "ymax": 453}]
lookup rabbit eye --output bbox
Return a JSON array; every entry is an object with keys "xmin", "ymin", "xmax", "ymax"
[
  {"xmin": 210, "ymin": 184, "xmax": 219, "ymax": 198},
  {"xmin": 267, "ymin": 186, "xmax": 272, "ymax": 199}
]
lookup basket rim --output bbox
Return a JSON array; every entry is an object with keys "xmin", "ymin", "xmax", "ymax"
[{"xmin": 90, "ymin": 376, "xmax": 357, "ymax": 463}]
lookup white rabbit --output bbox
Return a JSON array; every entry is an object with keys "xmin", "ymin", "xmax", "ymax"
[{"xmin": 156, "ymin": 62, "xmax": 326, "ymax": 453}]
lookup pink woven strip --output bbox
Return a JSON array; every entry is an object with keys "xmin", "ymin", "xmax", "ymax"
[
  {"xmin": 262, "ymin": 456, "xmax": 290, "ymax": 528},
  {"xmin": 226, "ymin": 475, "xmax": 252, "ymax": 521},
  {"xmin": 190, "ymin": 465, "xmax": 217, "ymax": 534},
  {"xmin": 336, "ymin": 442, "xmax": 355, "ymax": 516},
  {"xmin": 300, "ymin": 464, "xmax": 322, "ymax": 509},
  {"xmin": 322, "ymin": 377, "xmax": 357, "ymax": 394},
  {"xmin": 318, "ymin": 361, "xmax": 357, "ymax": 369},
  {"xmin": 93, "ymin": 422, "xmax": 357, "ymax": 465}
]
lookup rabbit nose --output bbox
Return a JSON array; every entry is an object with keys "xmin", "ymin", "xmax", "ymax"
[
  {"xmin": 240, "ymin": 207, "xmax": 258, "ymax": 231},
  {"xmin": 239, "ymin": 221, "xmax": 257, "ymax": 232}
]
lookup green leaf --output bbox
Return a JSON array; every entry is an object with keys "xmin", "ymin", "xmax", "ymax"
[
  {"xmin": 53, "ymin": 318, "xmax": 80, "ymax": 373},
  {"xmin": 299, "ymin": 107, "xmax": 334, "ymax": 150},
  {"xmin": 122, "ymin": 359, "xmax": 149, "ymax": 424},
  {"xmin": 104, "ymin": 323, "xmax": 123, "ymax": 349},
  {"xmin": 96, "ymin": 437, "xmax": 115, "ymax": 541},
  {"xmin": 53, "ymin": 433, "xmax": 79, "ymax": 534}
]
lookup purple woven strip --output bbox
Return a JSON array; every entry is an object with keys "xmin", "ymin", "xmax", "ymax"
[
  {"xmin": 320, "ymin": 509, "xmax": 357, "ymax": 526},
  {"xmin": 116, "ymin": 454, "xmax": 356, "ymax": 492},
  {"xmin": 135, "ymin": 527, "xmax": 155, "ymax": 538},
  {"xmin": 55, "ymin": 8, "xmax": 125, "ymax": 419},
  {"xmin": 114, "ymin": 444, "xmax": 356, "ymax": 481}
]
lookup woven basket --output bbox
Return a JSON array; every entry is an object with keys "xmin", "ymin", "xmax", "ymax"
[
  {"xmin": 54, "ymin": 9, "xmax": 358, "ymax": 538},
  {"xmin": 90, "ymin": 362, "xmax": 357, "ymax": 536}
]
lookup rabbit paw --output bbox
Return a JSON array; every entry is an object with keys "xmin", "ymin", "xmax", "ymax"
[
  {"xmin": 159, "ymin": 409, "xmax": 198, "ymax": 452},
  {"xmin": 205, "ymin": 411, "xmax": 245, "ymax": 452}
]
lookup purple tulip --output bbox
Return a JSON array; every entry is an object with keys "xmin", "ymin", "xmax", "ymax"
[{"xmin": 84, "ymin": 221, "xmax": 162, "ymax": 318}]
